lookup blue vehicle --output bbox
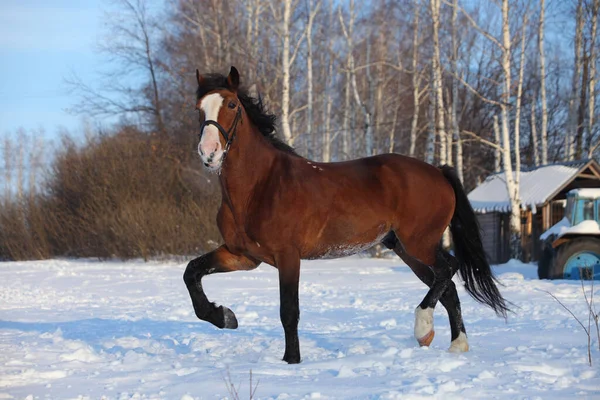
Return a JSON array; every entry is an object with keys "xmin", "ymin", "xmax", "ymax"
[{"xmin": 538, "ymin": 189, "xmax": 600, "ymax": 280}]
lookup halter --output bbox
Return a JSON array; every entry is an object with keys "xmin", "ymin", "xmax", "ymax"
[{"xmin": 199, "ymin": 105, "xmax": 242, "ymax": 164}]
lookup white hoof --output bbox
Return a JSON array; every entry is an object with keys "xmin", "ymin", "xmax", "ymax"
[
  {"xmin": 414, "ymin": 306, "xmax": 434, "ymax": 345},
  {"xmin": 448, "ymin": 332, "xmax": 469, "ymax": 353}
]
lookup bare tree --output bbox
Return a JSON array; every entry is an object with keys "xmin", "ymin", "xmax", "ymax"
[
  {"xmin": 539, "ymin": 0, "xmax": 549, "ymax": 164},
  {"xmin": 409, "ymin": 0, "xmax": 423, "ymax": 157},
  {"xmin": 339, "ymin": 1, "xmax": 374, "ymax": 156},
  {"xmin": 305, "ymin": 0, "xmax": 321, "ymax": 158},
  {"xmin": 451, "ymin": 0, "xmax": 463, "ymax": 181},
  {"xmin": 568, "ymin": 0, "xmax": 585, "ymax": 160},
  {"xmin": 281, "ymin": 0, "xmax": 295, "ymax": 145},
  {"xmin": 588, "ymin": 0, "xmax": 599, "ymax": 155},
  {"xmin": 494, "ymin": 114, "xmax": 501, "ymax": 173},
  {"xmin": 431, "ymin": 0, "xmax": 448, "ymax": 164},
  {"xmin": 68, "ymin": 0, "xmax": 166, "ymax": 135},
  {"xmin": 514, "ymin": 13, "xmax": 529, "ymax": 188}
]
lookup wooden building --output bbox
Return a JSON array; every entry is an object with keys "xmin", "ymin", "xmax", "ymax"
[{"xmin": 467, "ymin": 160, "xmax": 600, "ymax": 264}]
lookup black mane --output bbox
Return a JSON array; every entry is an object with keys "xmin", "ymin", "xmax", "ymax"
[{"xmin": 196, "ymin": 73, "xmax": 298, "ymax": 156}]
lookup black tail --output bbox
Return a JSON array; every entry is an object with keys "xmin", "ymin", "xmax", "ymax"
[{"xmin": 441, "ymin": 165, "xmax": 509, "ymax": 318}]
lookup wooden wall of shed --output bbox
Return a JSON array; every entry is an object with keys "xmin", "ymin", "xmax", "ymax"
[{"xmin": 476, "ymin": 212, "xmax": 510, "ymax": 264}]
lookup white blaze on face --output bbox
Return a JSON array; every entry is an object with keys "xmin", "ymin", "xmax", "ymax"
[{"xmin": 198, "ymin": 93, "xmax": 225, "ymax": 171}]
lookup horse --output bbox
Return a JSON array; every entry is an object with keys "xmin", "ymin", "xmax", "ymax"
[{"xmin": 184, "ymin": 66, "xmax": 509, "ymax": 364}]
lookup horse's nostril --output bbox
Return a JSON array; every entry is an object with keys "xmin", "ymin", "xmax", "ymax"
[{"xmin": 204, "ymin": 162, "xmax": 209, "ymax": 167}]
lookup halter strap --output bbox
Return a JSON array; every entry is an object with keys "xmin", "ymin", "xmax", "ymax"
[{"xmin": 199, "ymin": 106, "xmax": 242, "ymax": 164}]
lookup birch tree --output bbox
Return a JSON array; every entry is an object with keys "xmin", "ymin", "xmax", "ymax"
[
  {"xmin": 305, "ymin": 0, "xmax": 321, "ymax": 159},
  {"xmin": 281, "ymin": 0, "xmax": 295, "ymax": 145},
  {"xmin": 431, "ymin": 0, "xmax": 448, "ymax": 165},
  {"xmin": 500, "ymin": 0, "xmax": 521, "ymax": 256},
  {"xmin": 494, "ymin": 115, "xmax": 501, "ymax": 172},
  {"xmin": 514, "ymin": 13, "xmax": 528, "ymax": 188},
  {"xmin": 409, "ymin": 0, "xmax": 423, "ymax": 158},
  {"xmin": 450, "ymin": 0, "xmax": 521, "ymax": 256},
  {"xmin": 588, "ymin": 0, "xmax": 599, "ymax": 154},
  {"xmin": 568, "ymin": 0, "xmax": 584, "ymax": 160},
  {"xmin": 339, "ymin": 0, "xmax": 374, "ymax": 156},
  {"xmin": 539, "ymin": 0, "xmax": 548, "ymax": 164},
  {"xmin": 451, "ymin": 0, "xmax": 463, "ymax": 181}
]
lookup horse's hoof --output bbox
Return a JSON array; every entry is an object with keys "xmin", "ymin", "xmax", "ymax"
[
  {"xmin": 283, "ymin": 354, "xmax": 301, "ymax": 364},
  {"xmin": 417, "ymin": 330, "xmax": 435, "ymax": 347},
  {"xmin": 220, "ymin": 306, "xmax": 238, "ymax": 329},
  {"xmin": 448, "ymin": 332, "xmax": 469, "ymax": 353}
]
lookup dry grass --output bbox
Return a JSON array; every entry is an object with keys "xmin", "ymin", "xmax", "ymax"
[{"xmin": 0, "ymin": 127, "xmax": 221, "ymax": 260}]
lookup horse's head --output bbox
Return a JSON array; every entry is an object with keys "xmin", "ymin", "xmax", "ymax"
[{"xmin": 195, "ymin": 66, "xmax": 242, "ymax": 172}]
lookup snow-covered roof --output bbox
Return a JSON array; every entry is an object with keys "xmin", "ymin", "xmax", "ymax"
[{"xmin": 468, "ymin": 161, "xmax": 595, "ymax": 213}]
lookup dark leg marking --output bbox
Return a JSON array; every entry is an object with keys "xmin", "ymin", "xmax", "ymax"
[
  {"xmin": 277, "ymin": 254, "xmax": 301, "ymax": 364},
  {"xmin": 384, "ymin": 232, "xmax": 467, "ymax": 346},
  {"xmin": 183, "ymin": 246, "xmax": 259, "ymax": 329}
]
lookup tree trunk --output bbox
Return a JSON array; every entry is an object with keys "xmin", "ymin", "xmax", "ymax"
[
  {"xmin": 451, "ymin": 0, "xmax": 463, "ymax": 181},
  {"xmin": 426, "ymin": 65, "xmax": 436, "ymax": 164},
  {"xmin": 501, "ymin": 0, "xmax": 521, "ymax": 259},
  {"xmin": 339, "ymin": 0, "xmax": 373, "ymax": 157},
  {"xmin": 568, "ymin": 0, "xmax": 584, "ymax": 161},
  {"xmin": 431, "ymin": 0, "xmax": 447, "ymax": 165},
  {"xmin": 514, "ymin": 15, "xmax": 527, "ymax": 190},
  {"xmin": 577, "ymin": 49, "xmax": 589, "ymax": 159},
  {"xmin": 589, "ymin": 0, "xmax": 599, "ymax": 154},
  {"xmin": 539, "ymin": 0, "xmax": 548, "ymax": 164},
  {"xmin": 531, "ymin": 89, "xmax": 540, "ymax": 166},
  {"xmin": 409, "ymin": 0, "xmax": 421, "ymax": 158},
  {"xmin": 306, "ymin": 0, "xmax": 320, "ymax": 159},
  {"xmin": 494, "ymin": 115, "xmax": 501, "ymax": 173},
  {"xmin": 343, "ymin": 70, "xmax": 351, "ymax": 160},
  {"xmin": 281, "ymin": 0, "xmax": 293, "ymax": 145}
]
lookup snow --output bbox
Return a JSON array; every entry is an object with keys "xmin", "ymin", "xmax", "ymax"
[
  {"xmin": 1, "ymin": 257, "xmax": 599, "ymax": 399},
  {"xmin": 468, "ymin": 163, "xmax": 583, "ymax": 213},
  {"xmin": 570, "ymin": 188, "xmax": 600, "ymax": 198},
  {"xmin": 558, "ymin": 220, "xmax": 600, "ymax": 237},
  {"xmin": 540, "ymin": 217, "xmax": 600, "ymax": 240},
  {"xmin": 540, "ymin": 217, "xmax": 571, "ymax": 240}
]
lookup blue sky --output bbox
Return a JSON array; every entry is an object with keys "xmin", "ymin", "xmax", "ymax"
[{"xmin": 0, "ymin": 0, "xmax": 105, "ymax": 136}]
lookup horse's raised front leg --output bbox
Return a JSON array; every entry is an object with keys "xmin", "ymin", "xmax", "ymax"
[
  {"xmin": 183, "ymin": 245, "xmax": 260, "ymax": 329},
  {"xmin": 276, "ymin": 253, "xmax": 301, "ymax": 364}
]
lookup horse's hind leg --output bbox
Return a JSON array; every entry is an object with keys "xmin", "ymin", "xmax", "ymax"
[
  {"xmin": 383, "ymin": 232, "xmax": 468, "ymax": 351},
  {"xmin": 183, "ymin": 245, "xmax": 260, "ymax": 329},
  {"xmin": 429, "ymin": 249, "xmax": 468, "ymax": 352}
]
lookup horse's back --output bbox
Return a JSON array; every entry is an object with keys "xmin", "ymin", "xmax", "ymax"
[{"xmin": 274, "ymin": 153, "xmax": 456, "ymax": 260}]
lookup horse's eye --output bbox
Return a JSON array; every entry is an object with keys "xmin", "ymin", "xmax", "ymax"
[{"xmin": 228, "ymin": 102, "xmax": 236, "ymax": 109}]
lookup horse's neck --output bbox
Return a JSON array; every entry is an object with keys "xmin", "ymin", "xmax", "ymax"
[{"xmin": 219, "ymin": 124, "xmax": 278, "ymax": 210}]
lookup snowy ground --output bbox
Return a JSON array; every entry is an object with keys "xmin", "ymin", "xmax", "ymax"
[{"xmin": 0, "ymin": 256, "xmax": 599, "ymax": 399}]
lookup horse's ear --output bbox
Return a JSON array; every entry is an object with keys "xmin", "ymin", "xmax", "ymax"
[
  {"xmin": 227, "ymin": 66, "xmax": 240, "ymax": 91},
  {"xmin": 196, "ymin": 69, "xmax": 204, "ymax": 86}
]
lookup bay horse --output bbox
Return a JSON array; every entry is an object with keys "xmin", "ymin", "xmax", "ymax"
[{"xmin": 184, "ymin": 67, "xmax": 509, "ymax": 364}]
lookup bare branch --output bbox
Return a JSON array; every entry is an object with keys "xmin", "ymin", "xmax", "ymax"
[
  {"xmin": 442, "ymin": 0, "xmax": 503, "ymax": 48},
  {"xmin": 461, "ymin": 130, "xmax": 502, "ymax": 150}
]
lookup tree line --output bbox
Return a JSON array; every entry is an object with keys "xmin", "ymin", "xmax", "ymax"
[{"xmin": 1, "ymin": 0, "xmax": 599, "ymax": 260}]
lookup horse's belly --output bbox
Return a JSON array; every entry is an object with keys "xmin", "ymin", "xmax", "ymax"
[{"xmin": 305, "ymin": 224, "xmax": 389, "ymax": 260}]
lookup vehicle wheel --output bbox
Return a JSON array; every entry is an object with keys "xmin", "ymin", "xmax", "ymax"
[
  {"xmin": 550, "ymin": 237, "xmax": 600, "ymax": 280},
  {"xmin": 537, "ymin": 243, "xmax": 554, "ymax": 279}
]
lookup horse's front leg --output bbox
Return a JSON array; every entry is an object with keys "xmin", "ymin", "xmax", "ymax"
[
  {"xmin": 276, "ymin": 253, "xmax": 301, "ymax": 364},
  {"xmin": 183, "ymin": 245, "xmax": 260, "ymax": 329}
]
